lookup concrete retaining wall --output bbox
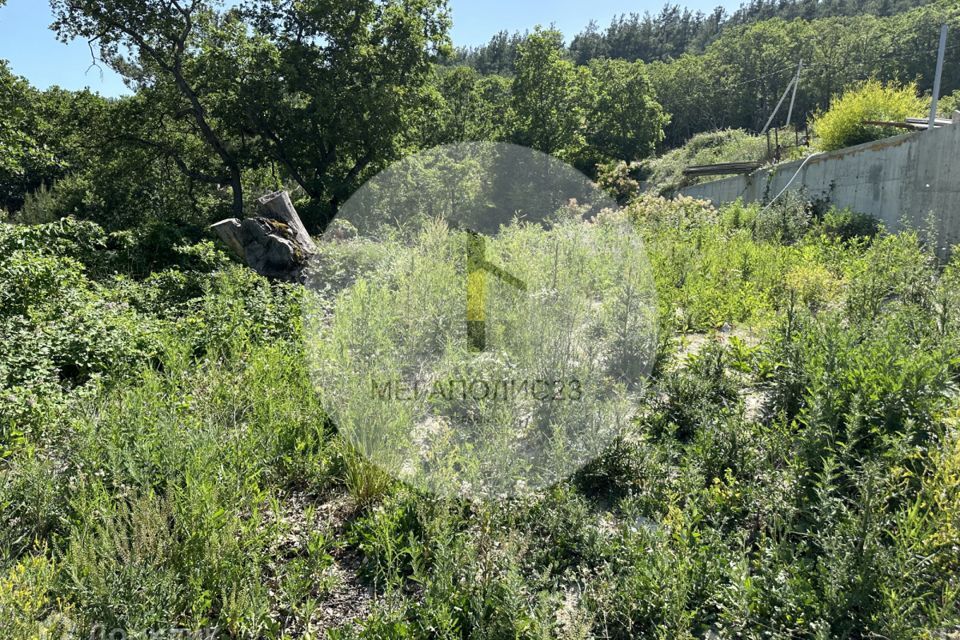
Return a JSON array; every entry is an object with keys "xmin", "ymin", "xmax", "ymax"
[{"xmin": 677, "ymin": 118, "xmax": 960, "ymax": 245}]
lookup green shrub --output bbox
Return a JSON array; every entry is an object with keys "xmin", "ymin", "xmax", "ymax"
[
  {"xmin": 597, "ymin": 160, "xmax": 643, "ymax": 205},
  {"xmin": 575, "ymin": 434, "xmax": 673, "ymax": 507},
  {"xmin": 308, "ymin": 215, "xmax": 658, "ymax": 497},
  {"xmin": 626, "ymin": 193, "xmax": 719, "ymax": 232},
  {"xmin": 812, "ymin": 80, "xmax": 926, "ymax": 152},
  {"xmin": 5, "ymin": 160, "xmax": 960, "ymax": 638},
  {"xmin": 843, "ymin": 230, "xmax": 936, "ymax": 323},
  {"xmin": 935, "ymin": 88, "xmax": 960, "ymax": 119},
  {"xmin": 0, "ymin": 218, "xmax": 304, "ymax": 459},
  {"xmin": 719, "ymin": 198, "xmax": 760, "ymax": 232},
  {"xmin": 751, "ymin": 191, "xmax": 812, "ymax": 245},
  {"xmin": 0, "ymin": 338, "xmax": 336, "ymax": 636},
  {"xmin": 649, "ymin": 339, "xmax": 741, "ymax": 442},
  {"xmin": 641, "ymin": 197, "xmax": 811, "ymax": 331},
  {"xmin": 818, "ymin": 207, "xmax": 881, "ymax": 241},
  {"xmin": 0, "ymin": 554, "xmax": 70, "ymax": 638},
  {"xmin": 15, "ymin": 183, "xmax": 64, "ymax": 226},
  {"xmin": 0, "ymin": 240, "xmax": 166, "ymax": 450},
  {"xmin": 0, "ymin": 217, "xmax": 108, "ymax": 267}
]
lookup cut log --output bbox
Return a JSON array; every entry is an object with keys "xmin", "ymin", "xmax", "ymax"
[
  {"xmin": 210, "ymin": 219, "xmax": 246, "ymax": 259},
  {"xmin": 211, "ymin": 190, "xmax": 315, "ymax": 283}
]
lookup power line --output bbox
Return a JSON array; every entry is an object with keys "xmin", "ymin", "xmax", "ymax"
[
  {"xmin": 785, "ymin": 41, "xmax": 960, "ymax": 81},
  {"xmin": 705, "ymin": 40, "xmax": 960, "ymax": 93},
  {"xmin": 724, "ymin": 64, "xmax": 796, "ymax": 89}
]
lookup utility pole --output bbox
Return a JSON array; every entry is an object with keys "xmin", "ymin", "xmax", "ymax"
[
  {"xmin": 762, "ymin": 59, "xmax": 803, "ymax": 135},
  {"xmin": 928, "ymin": 25, "xmax": 948, "ymax": 129},
  {"xmin": 785, "ymin": 59, "xmax": 802, "ymax": 130},
  {"xmin": 762, "ymin": 72, "xmax": 795, "ymax": 135}
]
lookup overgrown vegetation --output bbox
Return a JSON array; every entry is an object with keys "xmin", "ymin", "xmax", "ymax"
[
  {"xmin": 2, "ymin": 190, "xmax": 959, "ymax": 637},
  {"xmin": 449, "ymin": 0, "xmax": 959, "ymax": 147},
  {"xmin": 637, "ymin": 129, "xmax": 799, "ymax": 195},
  {"xmin": 812, "ymin": 80, "xmax": 927, "ymax": 151},
  {"xmin": 2, "ymin": 0, "xmax": 960, "ymax": 637}
]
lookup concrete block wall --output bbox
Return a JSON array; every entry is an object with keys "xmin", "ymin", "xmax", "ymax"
[{"xmin": 677, "ymin": 116, "xmax": 960, "ymax": 246}]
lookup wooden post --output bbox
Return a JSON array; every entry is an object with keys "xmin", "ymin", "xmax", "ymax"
[
  {"xmin": 762, "ymin": 69, "xmax": 797, "ymax": 135},
  {"xmin": 785, "ymin": 59, "xmax": 802, "ymax": 131}
]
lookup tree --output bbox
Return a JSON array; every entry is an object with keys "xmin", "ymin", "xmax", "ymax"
[
  {"xmin": 51, "ymin": 0, "xmax": 252, "ymax": 217},
  {"xmin": 470, "ymin": 75, "xmax": 514, "ymax": 142},
  {"xmin": 448, "ymin": 30, "xmax": 525, "ymax": 75},
  {"xmin": 430, "ymin": 67, "xmax": 513, "ymax": 144},
  {"xmin": 50, "ymin": 0, "xmax": 450, "ymax": 229},
  {"xmin": 510, "ymin": 29, "xmax": 587, "ymax": 160},
  {"xmin": 644, "ymin": 1, "xmax": 959, "ymax": 148},
  {"xmin": 648, "ymin": 54, "xmax": 722, "ymax": 147},
  {"xmin": 585, "ymin": 58, "xmax": 668, "ymax": 161},
  {"xmin": 238, "ymin": 0, "xmax": 450, "ymax": 227},
  {"xmin": 434, "ymin": 66, "xmax": 482, "ymax": 143},
  {"xmin": 0, "ymin": 62, "xmax": 49, "ymax": 211},
  {"xmin": 0, "ymin": 63, "xmax": 106, "ymax": 212},
  {"xmin": 569, "ymin": 21, "xmax": 608, "ymax": 65}
]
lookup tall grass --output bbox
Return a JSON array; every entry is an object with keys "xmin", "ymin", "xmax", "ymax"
[
  {"xmin": 2, "ymin": 197, "xmax": 959, "ymax": 637},
  {"xmin": 306, "ymin": 214, "xmax": 659, "ymax": 498}
]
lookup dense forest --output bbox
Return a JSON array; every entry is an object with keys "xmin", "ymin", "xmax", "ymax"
[
  {"xmin": 451, "ymin": 0, "xmax": 960, "ymax": 145},
  {"xmin": 3, "ymin": 0, "xmax": 960, "ymax": 637},
  {"xmin": 453, "ymin": 0, "xmax": 942, "ymax": 70}
]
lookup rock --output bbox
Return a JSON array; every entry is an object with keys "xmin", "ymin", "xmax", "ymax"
[{"xmin": 211, "ymin": 190, "xmax": 315, "ymax": 283}]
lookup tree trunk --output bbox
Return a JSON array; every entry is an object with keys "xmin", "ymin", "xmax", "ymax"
[{"xmin": 229, "ymin": 169, "xmax": 244, "ymax": 218}]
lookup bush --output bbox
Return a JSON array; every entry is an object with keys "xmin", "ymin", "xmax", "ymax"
[
  {"xmin": 625, "ymin": 193, "xmax": 718, "ymax": 232},
  {"xmin": 818, "ymin": 207, "xmax": 881, "ymax": 241},
  {"xmin": 0, "ymin": 218, "xmax": 302, "ymax": 453},
  {"xmin": 812, "ymin": 80, "xmax": 926, "ymax": 152},
  {"xmin": 0, "ymin": 554, "xmax": 69, "ymax": 638},
  {"xmin": 751, "ymin": 191, "xmax": 812, "ymax": 245},
  {"xmin": 308, "ymin": 215, "xmax": 658, "ymax": 497},
  {"xmin": 597, "ymin": 160, "xmax": 643, "ymax": 205},
  {"xmin": 649, "ymin": 339, "xmax": 740, "ymax": 441},
  {"xmin": 0, "ymin": 241, "xmax": 163, "ymax": 396},
  {"xmin": 935, "ymin": 88, "xmax": 960, "ymax": 119},
  {"xmin": 5, "ymin": 159, "xmax": 960, "ymax": 638}
]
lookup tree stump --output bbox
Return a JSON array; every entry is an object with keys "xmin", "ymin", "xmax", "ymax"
[{"xmin": 211, "ymin": 191, "xmax": 316, "ymax": 283}]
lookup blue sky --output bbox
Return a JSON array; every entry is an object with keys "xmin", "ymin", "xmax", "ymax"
[{"xmin": 0, "ymin": 0, "xmax": 741, "ymax": 96}]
